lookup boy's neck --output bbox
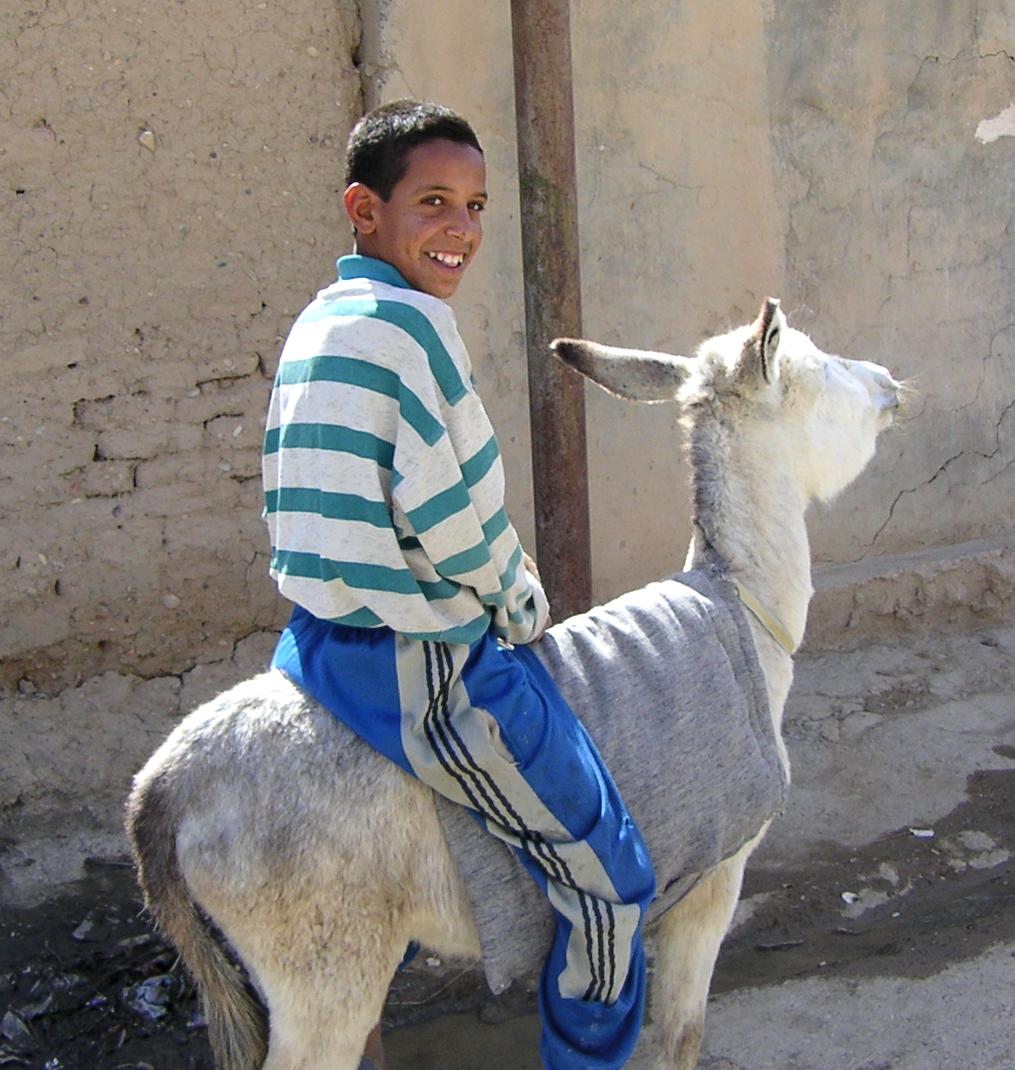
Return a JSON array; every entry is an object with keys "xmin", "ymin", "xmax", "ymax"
[{"xmin": 338, "ymin": 253, "xmax": 413, "ymax": 291}]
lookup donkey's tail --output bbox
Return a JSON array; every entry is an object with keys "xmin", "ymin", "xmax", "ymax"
[{"xmin": 125, "ymin": 771, "xmax": 268, "ymax": 1070}]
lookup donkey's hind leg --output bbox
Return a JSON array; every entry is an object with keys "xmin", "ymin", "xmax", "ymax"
[
  {"xmin": 199, "ymin": 870, "xmax": 411, "ymax": 1070},
  {"xmin": 252, "ymin": 924, "xmax": 407, "ymax": 1070},
  {"xmin": 650, "ymin": 840, "xmax": 757, "ymax": 1070},
  {"xmin": 259, "ymin": 968, "xmax": 390, "ymax": 1070}
]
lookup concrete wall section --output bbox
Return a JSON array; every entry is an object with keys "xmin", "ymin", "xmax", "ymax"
[
  {"xmin": 2, "ymin": 0, "xmax": 362, "ymax": 692},
  {"xmin": 766, "ymin": 2, "xmax": 1015, "ymax": 564},
  {"xmin": 370, "ymin": 1, "xmax": 1015, "ymax": 603},
  {"xmin": 5, "ymin": 0, "xmax": 1011, "ymax": 699},
  {"xmin": 572, "ymin": 2, "xmax": 786, "ymax": 598}
]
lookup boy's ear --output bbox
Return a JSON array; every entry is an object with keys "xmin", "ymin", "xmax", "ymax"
[{"xmin": 343, "ymin": 182, "xmax": 381, "ymax": 234}]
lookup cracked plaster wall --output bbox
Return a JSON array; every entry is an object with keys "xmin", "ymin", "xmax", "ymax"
[
  {"xmin": 766, "ymin": 2, "xmax": 1015, "ymax": 566},
  {"xmin": 370, "ymin": 0, "xmax": 1015, "ymax": 602}
]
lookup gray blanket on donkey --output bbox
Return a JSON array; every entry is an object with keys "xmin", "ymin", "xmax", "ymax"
[{"xmin": 434, "ymin": 569, "xmax": 789, "ymax": 995}]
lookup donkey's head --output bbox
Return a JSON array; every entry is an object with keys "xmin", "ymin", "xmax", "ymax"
[{"xmin": 551, "ymin": 299, "xmax": 901, "ymax": 507}]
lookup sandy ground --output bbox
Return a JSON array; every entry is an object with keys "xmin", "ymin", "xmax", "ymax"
[{"xmin": 2, "ymin": 622, "xmax": 1013, "ymax": 1069}]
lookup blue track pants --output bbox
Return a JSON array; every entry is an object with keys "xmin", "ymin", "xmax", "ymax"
[{"xmin": 272, "ymin": 606, "xmax": 655, "ymax": 1070}]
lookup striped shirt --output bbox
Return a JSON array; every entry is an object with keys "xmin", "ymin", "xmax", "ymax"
[{"xmin": 262, "ymin": 255, "xmax": 550, "ymax": 646}]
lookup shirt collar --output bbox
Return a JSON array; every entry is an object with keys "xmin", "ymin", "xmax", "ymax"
[{"xmin": 337, "ymin": 254, "xmax": 412, "ymax": 290}]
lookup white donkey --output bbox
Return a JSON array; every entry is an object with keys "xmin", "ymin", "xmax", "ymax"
[{"xmin": 126, "ymin": 299, "xmax": 901, "ymax": 1070}]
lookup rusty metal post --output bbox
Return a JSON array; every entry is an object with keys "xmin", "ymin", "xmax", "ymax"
[{"xmin": 510, "ymin": 0, "xmax": 592, "ymax": 621}]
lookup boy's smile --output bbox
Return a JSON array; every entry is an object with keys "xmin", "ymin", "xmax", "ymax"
[{"xmin": 345, "ymin": 138, "xmax": 487, "ymax": 299}]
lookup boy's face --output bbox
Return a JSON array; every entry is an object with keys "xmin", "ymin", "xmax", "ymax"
[{"xmin": 345, "ymin": 138, "xmax": 487, "ymax": 299}]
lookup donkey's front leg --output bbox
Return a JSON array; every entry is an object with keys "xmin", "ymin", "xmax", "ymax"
[{"xmin": 650, "ymin": 839, "xmax": 757, "ymax": 1069}]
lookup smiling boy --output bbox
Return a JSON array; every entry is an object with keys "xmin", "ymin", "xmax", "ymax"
[
  {"xmin": 262, "ymin": 100, "xmax": 654, "ymax": 1070},
  {"xmin": 347, "ymin": 133, "xmax": 485, "ymax": 298}
]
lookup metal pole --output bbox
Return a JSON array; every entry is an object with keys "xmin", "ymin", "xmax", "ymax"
[{"xmin": 510, "ymin": 0, "xmax": 592, "ymax": 621}]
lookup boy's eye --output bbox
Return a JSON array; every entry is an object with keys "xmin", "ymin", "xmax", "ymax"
[
  {"xmin": 422, "ymin": 195, "xmax": 444, "ymax": 206},
  {"xmin": 469, "ymin": 200, "xmax": 486, "ymax": 213}
]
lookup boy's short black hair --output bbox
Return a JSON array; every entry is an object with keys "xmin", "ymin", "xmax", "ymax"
[{"xmin": 345, "ymin": 100, "xmax": 484, "ymax": 201}]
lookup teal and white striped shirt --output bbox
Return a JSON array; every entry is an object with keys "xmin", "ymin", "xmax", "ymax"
[{"xmin": 262, "ymin": 255, "xmax": 549, "ymax": 646}]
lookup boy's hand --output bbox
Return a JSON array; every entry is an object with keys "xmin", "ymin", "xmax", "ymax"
[
  {"xmin": 523, "ymin": 551, "xmax": 541, "ymax": 582},
  {"xmin": 522, "ymin": 551, "xmax": 552, "ymax": 638}
]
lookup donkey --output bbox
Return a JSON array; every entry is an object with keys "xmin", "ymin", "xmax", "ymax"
[{"xmin": 126, "ymin": 299, "xmax": 901, "ymax": 1070}]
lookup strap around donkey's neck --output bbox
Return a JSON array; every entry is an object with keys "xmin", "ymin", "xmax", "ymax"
[
  {"xmin": 729, "ymin": 578, "xmax": 798, "ymax": 656},
  {"xmin": 692, "ymin": 521, "xmax": 798, "ymax": 656}
]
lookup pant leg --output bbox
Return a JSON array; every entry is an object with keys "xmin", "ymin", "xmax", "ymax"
[
  {"xmin": 272, "ymin": 608, "xmax": 655, "ymax": 1070},
  {"xmin": 394, "ymin": 633, "xmax": 655, "ymax": 1070}
]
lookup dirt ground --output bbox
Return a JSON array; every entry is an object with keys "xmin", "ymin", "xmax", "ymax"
[
  {"xmin": 2, "ymin": 624, "xmax": 1013, "ymax": 1070},
  {"xmin": 2, "ymin": 808, "xmax": 1011, "ymax": 1070}
]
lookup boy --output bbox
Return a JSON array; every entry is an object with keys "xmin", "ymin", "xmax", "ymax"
[{"xmin": 262, "ymin": 100, "xmax": 654, "ymax": 1070}]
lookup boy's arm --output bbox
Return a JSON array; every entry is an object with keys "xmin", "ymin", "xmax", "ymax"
[
  {"xmin": 390, "ymin": 298, "xmax": 551, "ymax": 642},
  {"xmin": 392, "ymin": 429, "xmax": 550, "ymax": 645},
  {"xmin": 522, "ymin": 550, "xmax": 540, "ymax": 581}
]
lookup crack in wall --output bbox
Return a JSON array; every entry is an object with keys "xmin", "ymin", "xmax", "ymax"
[
  {"xmin": 350, "ymin": 0, "xmax": 369, "ymax": 112},
  {"xmin": 955, "ymin": 322, "xmax": 1015, "ymax": 414},
  {"xmin": 870, "ymin": 397, "xmax": 1015, "ymax": 549}
]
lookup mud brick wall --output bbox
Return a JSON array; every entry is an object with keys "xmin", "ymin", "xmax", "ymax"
[{"xmin": 2, "ymin": 0, "xmax": 362, "ymax": 692}]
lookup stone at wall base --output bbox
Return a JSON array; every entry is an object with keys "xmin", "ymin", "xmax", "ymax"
[{"xmin": 806, "ymin": 535, "xmax": 1015, "ymax": 651}]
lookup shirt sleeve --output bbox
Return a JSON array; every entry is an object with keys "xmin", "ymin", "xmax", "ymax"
[{"xmin": 391, "ymin": 385, "xmax": 550, "ymax": 645}]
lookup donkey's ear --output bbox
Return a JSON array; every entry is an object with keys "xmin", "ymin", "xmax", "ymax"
[
  {"xmin": 745, "ymin": 297, "xmax": 786, "ymax": 385},
  {"xmin": 551, "ymin": 338, "xmax": 693, "ymax": 402}
]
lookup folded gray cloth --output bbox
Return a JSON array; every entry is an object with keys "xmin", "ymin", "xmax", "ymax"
[{"xmin": 435, "ymin": 569, "xmax": 788, "ymax": 994}]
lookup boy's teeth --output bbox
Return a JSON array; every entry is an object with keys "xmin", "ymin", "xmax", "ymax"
[{"xmin": 429, "ymin": 252, "xmax": 464, "ymax": 266}]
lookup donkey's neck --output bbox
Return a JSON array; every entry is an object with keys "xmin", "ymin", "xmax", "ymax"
[{"xmin": 685, "ymin": 423, "xmax": 814, "ymax": 655}]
